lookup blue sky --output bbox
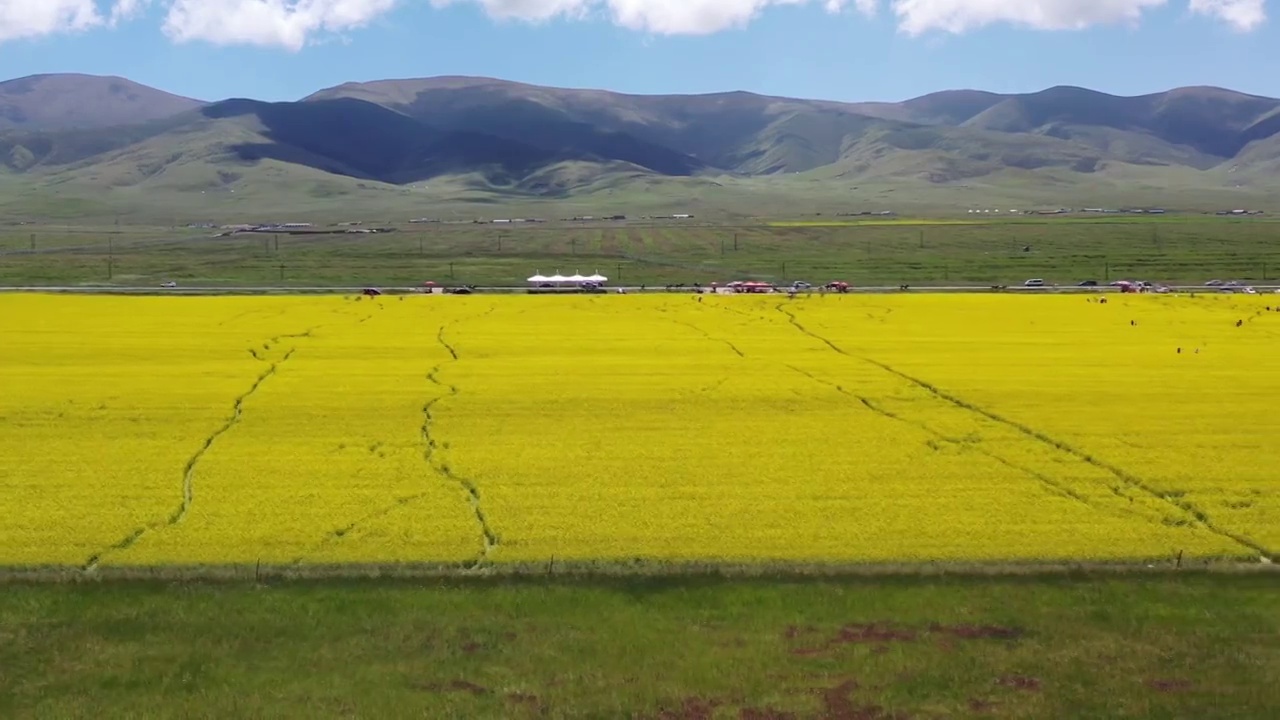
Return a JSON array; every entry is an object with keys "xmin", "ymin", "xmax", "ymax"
[{"xmin": 2, "ymin": 1, "xmax": 1276, "ymax": 102}]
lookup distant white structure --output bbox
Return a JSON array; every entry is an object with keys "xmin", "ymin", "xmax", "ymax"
[{"xmin": 527, "ymin": 269, "xmax": 608, "ymax": 286}]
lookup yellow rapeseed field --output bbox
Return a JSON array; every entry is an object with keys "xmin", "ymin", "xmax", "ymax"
[{"xmin": 1, "ymin": 292, "xmax": 1276, "ymax": 568}]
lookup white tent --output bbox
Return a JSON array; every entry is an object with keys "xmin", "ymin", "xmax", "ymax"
[
  {"xmin": 586, "ymin": 271, "xmax": 608, "ymax": 283},
  {"xmin": 527, "ymin": 272, "xmax": 549, "ymax": 283},
  {"xmin": 547, "ymin": 272, "xmax": 568, "ymax": 283},
  {"xmin": 567, "ymin": 272, "xmax": 587, "ymax": 283}
]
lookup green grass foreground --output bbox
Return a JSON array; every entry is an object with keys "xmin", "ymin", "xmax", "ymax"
[{"xmin": 2, "ymin": 574, "xmax": 1276, "ymax": 718}]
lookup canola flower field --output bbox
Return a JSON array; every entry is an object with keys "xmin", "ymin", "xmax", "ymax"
[{"xmin": 1, "ymin": 292, "xmax": 1277, "ymax": 570}]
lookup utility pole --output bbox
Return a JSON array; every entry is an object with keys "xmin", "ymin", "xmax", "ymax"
[
  {"xmin": 571, "ymin": 238, "xmax": 577, "ymax": 255},
  {"xmin": 617, "ymin": 263, "xmax": 622, "ymax": 283},
  {"xmin": 274, "ymin": 234, "xmax": 279, "ymax": 254},
  {"xmin": 733, "ymin": 233, "xmax": 739, "ymax": 251},
  {"xmin": 449, "ymin": 262, "xmax": 455, "ymax": 280},
  {"xmin": 919, "ymin": 230, "xmax": 925, "ymax": 249},
  {"xmin": 279, "ymin": 263, "xmax": 284, "ymax": 282},
  {"xmin": 419, "ymin": 236, "xmax": 424, "ymax": 256}
]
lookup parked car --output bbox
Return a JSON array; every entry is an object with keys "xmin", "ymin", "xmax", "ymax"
[
  {"xmin": 160, "ymin": 281, "xmax": 177, "ymax": 288},
  {"xmin": 1205, "ymin": 279, "xmax": 1224, "ymax": 286},
  {"xmin": 1023, "ymin": 278, "xmax": 1046, "ymax": 287},
  {"xmin": 1077, "ymin": 280, "xmax": 1098, "ymax": 287}
]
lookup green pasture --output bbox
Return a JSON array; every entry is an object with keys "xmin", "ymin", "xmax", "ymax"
[
  {"xmin": 1, "ymin": 573, "xmax": 1275, "ymax": 719},
  {"xmin": 1, "ymin": 217, "xmax": 1277, "ymax": 287}
]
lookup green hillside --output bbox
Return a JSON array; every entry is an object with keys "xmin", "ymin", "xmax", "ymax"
[{"xmin": 2, "ymin": 74, "xmax": 1279, "ymax": 222}]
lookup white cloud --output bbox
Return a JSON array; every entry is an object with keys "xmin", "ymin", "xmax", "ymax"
[
  {"xmin": 109, "ymin": 0, "xmax": 150, "ymax": 24},
  {"xmin": 1189, "ymin": 0, "xmax": 1266, "ymax": 29},
  {"xmin": 0, "ymin": 0, "xmax": 146, "ymax": 41},
  {"xmin": 429, "ymin": 0, "xmax": 877, "ymax": 33},
  {"xmin": 890, "ymin": 0, "xmax": 1169, "ymax": 35},
  {"xmin": 434, "ymin": 0, "xmax": 1268, "ymax": 35},
  {"xmin": 161, "ymin": 0, "xmax": 399, "ymax": 50},
  {"xmin": 0, "ymin": 0, "xmax": 1267, "ymax": 48},
  {"xmin": 1, "ymin": 0, "xmax": 99, "ymax": 41}
]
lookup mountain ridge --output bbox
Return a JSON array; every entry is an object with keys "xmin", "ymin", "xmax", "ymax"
[
  {"xmin": 0, "ymin": 74, "xmax": 205, "ymax": 131},
  {"xmin": 2, "ymin": 73, "xmax": 1279, "ymax": 218}
]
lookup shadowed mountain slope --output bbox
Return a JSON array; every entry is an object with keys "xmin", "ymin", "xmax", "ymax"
[{"xmin": 3, "ymin": 73, "xmax": 1279, "ymax": 212}]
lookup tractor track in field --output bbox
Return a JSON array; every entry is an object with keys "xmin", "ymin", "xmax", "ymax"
[
  {"xmin": 663, "ymin": 313, "xmax": 746, "ymax": 400},
  {"xmin": 429, "ymin": 326, "xmax": 499, "ymax": 568},
  {"xmin": 288, "ymin": 375, "xmax": 449, "ymax": 566},
  {"xmin": 87, "ymin": 313, "xmax": 355, "ymax": 570},
  {"xmin": 773, "ymin": 302, "xmax": 1273, "ymax": 561},
  {"xmin": 296, "ymin": 307, "xmax": 499, "ymax": 568},
  {"xmin": 668, "ymin": 317, "xmax": 746, "ymax": 358},
  {"xmin": 82, "ymin": 345, "xmax": 299, "ymax": 572},
  {"xmin": 782, "ymin": 363, "xmax": 1094, "ymax": 510}
]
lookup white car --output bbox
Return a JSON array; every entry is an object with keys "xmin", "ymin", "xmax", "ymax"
[
  {"xmin": 1023, "ymin": 278, "xmax": 1046, "ymax": 287},
  {"xmin": 160, "ymin": 281, "xmax": 177, "ymax": 288}
]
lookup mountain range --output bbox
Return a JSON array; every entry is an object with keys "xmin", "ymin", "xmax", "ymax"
[{"xmin": 3, "ymin": 73, "xmax": 1278, "ymax": 219}]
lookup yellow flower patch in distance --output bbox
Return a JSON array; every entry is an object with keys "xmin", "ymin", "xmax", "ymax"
[{"xmin": 0, "ymin": 292, "xmax": 1274, "ymax": 567}]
